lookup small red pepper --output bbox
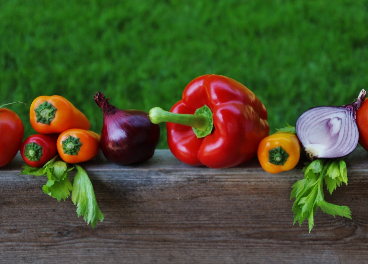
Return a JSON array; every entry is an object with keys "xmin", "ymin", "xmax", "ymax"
[
  {"xmin": 149, "ymin": 74, "xmax": 269, "ymax": 168},
  {"xmin": 20, "ymin": 134, "xmax": 58, "ymax": 167}
]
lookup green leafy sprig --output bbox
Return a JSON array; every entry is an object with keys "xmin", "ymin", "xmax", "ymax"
[
  {"xmin": 291, "ymin": 159, "xmax": 351, "ymax": 232},
  {"xmin": 276, "ymin": 123, "xmax": 296, "ymax": 134},
  {"xmin": 21, "ymin": 156, "xmax": 104, "ymax": 228},
  {"xmin": 72, "ymin": 165, "xmax": 104, "ymax": 228}
]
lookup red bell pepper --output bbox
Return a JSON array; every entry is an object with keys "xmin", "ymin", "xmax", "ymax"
[{"xmin": 149, "ymin": 74, "xmax": 269, "ymax": 168}]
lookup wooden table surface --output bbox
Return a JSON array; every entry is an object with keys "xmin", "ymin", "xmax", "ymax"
[{"xmin": 1, "ymin": 148, "xmax": 368, "ymax": 263}]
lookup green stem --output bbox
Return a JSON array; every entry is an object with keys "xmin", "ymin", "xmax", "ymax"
[
  {"xmin": 268, "ymin": 146, "xmax": 289, "ymax": 165},
  {"xmin": 62, "ymin": 135, "xmax": 82, "ymax": 155},
  {"xmin": 25, "ymin": 142, "xmax": 43, "ymax": 161},
  {"xmin": 34, "ymin": 101, "xmax": 57, "ymax": 125},
  {"xmin": 0, "ymin": 101, "xmax": 26, "ymax": 109},
  {"xmin": 149, "ymin": 107, "xmax": 206, "ymax": 129},
  {"xmin": 149, "ymin": 105, "xmax": 214, "ymax": 138}
]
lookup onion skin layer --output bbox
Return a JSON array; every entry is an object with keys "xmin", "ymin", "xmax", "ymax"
[{"xmin": 95, "ymin": 92, "xmax": 160, "ymax": 165}]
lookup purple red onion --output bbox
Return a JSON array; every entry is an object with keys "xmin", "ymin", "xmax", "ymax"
[
  {"xmin": 94, "ymin": 92, "xmax": 160, "ymax": 165},
  {"xmin": 296, "ymin": 90, "xmax": 366, "ymax": 159}
]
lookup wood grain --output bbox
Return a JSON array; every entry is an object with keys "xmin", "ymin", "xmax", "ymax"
[{"xmin": 1, "ymin": 149, "xmax": 368, "ymax": 263}]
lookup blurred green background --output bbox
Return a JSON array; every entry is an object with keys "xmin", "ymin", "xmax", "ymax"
[{"xmin": 1, "ymin": 0, "xmax": 367, "ymax": 149}]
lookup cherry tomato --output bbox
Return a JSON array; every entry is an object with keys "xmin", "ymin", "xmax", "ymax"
[
  {"xmin": 20, "ymin": 134, "xmax": 58, "ymax": 167},
  {"xmin": 0, "ymin": 107, "xmax": 24, "ymax": 167}
]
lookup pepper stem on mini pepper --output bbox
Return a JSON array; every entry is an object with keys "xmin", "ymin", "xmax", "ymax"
[
  {"xmin": 24, "ymin": 142, "xmax": 43, "ymax": 161},
  {"xmin": 269, "ymin": 146, "xmax": 289, "ymax": 165},
  {"xmin": 34, "ymin": 101, "xmax": 57, "ymax": 125},
  {"xmin": 62, "ymin": 135, "xmax": 82, "ymax": 155},
  {"xmin": 149, "ymin": 105, "xmax": 214, "ymax": 138}
]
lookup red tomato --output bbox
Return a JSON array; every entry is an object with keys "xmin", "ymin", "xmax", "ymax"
[
  {"xmin": 0, "ymin": 108, "xmax": 24, "ymax": 167},
  {"xmin": 20, "ymin": 134, "xmax": 58, "ymax": 167},
  {"xmin": 357, "ymin": 99, "xmax": 368, "ymax": 151}
]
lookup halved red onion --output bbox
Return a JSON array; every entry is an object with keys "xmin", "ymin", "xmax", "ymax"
[{"xmin": 296, "ymin": 90, "xmax": 366, "ymax": 159}]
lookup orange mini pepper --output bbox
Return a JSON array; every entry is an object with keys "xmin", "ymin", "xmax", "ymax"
[
  {"xmin": 257, "ymin": 132, "xmax": 301, "ymax": 174},
  {"xmin": 57, "ymin": 129, "xmax": 100, "ymax": 164},
  {"xmin": 30, "ymin": 95, "xmax": 90, "ymax": 134}
]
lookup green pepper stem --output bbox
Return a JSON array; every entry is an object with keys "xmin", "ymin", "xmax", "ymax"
[
  {"xmin": 269, "ymin": 146, "xmax": 289, "ymax": 165},
  {"xmin": 24, "ymin": 142, "xmax": 43, "ymax": 161},
  {"xmin": 149, "ymin": 107, "xmax": 206, "ymax": 130},
  {"xmin": 62, "ymin": 135, "xmax": 82, "ymax": 155},
  {"xmin": 149, "ymin": 105, "xmax": 214, "ymax": 138},
  {"xmin": 35, "ymin": 101, "xmax": 57, "ymax": 125}
]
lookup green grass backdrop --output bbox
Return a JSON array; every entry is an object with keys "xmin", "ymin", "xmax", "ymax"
[{"xmin": 1, "ymin": 0, "xmax": 367, "ymax": 149}]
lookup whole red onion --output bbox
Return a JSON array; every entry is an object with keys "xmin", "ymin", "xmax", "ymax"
[{"xmin": 94, "ymin": 92, "xmax": 160, "ymax": 165}]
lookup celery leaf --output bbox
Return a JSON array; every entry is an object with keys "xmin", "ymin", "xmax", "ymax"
[
  {"xmin": 307, "ymin": 208, "xmax": 315, "ymax": 232},
  {"xmin": 291, "ymin": 158, "xmax": 351, "ymax": 232},
  {"xmin": 71, "ymin": 165, "xmax": 104, "ymax": 228},
  {"xmin": 318, "ymin": 200, "xmax": 351, "ymax": 219},
  {"xmin": 326, "ymin": 161, "xmax": 340, "ymax": 179},
  {"xmin": 42, "ymin": 159, "xmax": 74, "ymax": 201},
  {"xmin": 20, "ymin": 156, "xmax": 104, "ymax": 228},
  {"xmin": 43, "ymin": 177, "xmax": 73, "ymax": 202},
  {"xmin": 276, "ymin": 124, "xmax": 296, "ymax": 134},
  {"xmin": 290, "ymin": 178, "xmax": 307, "ymax": 199},
  {"xmin": 306, "ymin": 159, "xmax": 325, "ymax": 174},
  {"xmin": 21, "ymin": 165, "xmax": 46, "ymax": 176},
  {"xmin": 324, "ymin": 175, "xmax": 342, "ymax": 195},
  {"xmin": 339, "ymin": 160, "xmax": 348, "ymax": 184}
]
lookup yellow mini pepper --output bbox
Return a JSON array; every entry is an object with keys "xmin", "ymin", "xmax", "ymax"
[{"xmin": 257, "ymin": 131, "xmax": 301, "ymax": 174}]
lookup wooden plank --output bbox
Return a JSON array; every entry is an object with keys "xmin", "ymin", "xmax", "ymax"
[{"xmin": 1, "ymin": 149, "xmax": 368, "ymax": 263}]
